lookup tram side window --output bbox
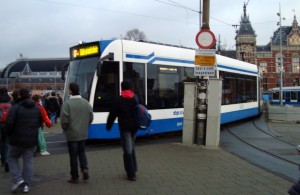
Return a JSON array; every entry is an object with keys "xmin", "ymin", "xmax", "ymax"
[
  {"xmin": 272, "ymin": 92, "xmax": 279, "ymax": 100},
  {"xmin": 123, "ymin": 62, "xmax": 145, "ymax": 104},
  {"xmin": 220, "ymin": 71, "xmax": 257, "ymax": 105},
  {"xmin": 93, "ymin": 61, "xmax": 119, "ymax": 112},
  {"xmin": 147, "ymin": 65, "xmax": 184, "ymax": 109},
  {"xmin": 291, "ymin": 91, "xmax": 297, "ymax": 101}
]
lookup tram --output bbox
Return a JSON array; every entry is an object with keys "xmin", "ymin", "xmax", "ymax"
[
  {"xmin": 63, "ymin": 39, "xmax": 263, "ymax": 139},
  {"xmin": 268, "ymin": 86, "xmax": 300, "ymax": 105}
]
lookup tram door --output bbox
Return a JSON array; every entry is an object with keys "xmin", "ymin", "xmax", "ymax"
[
  {"xmin": 93, "ymin": 61, "xmax": 120, "ymax": 112},
  {"xmin": 123, "ymin": 62, "xmax": 146, "ymax": 104}
]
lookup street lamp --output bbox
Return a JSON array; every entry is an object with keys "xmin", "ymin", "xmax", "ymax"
[{"xmin": 277, "ymin": 3, "xmax": 285, "ymax": 105}]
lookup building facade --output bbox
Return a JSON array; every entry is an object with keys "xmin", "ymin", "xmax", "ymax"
[
  {"xmin": 235, "ymin": 3, "xmax": 300, "ymax": 91},
  {"xmin": 0, "ymin": 58, "xmax": 68, "ymax": 93}
]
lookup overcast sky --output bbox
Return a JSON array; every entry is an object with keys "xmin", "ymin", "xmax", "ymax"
[{"xmin": 0, "ymin": 0, "xmax": 299, "ymax": 68}]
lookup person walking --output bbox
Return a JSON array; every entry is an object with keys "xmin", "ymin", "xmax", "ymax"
[
  {"xmin": 0, "ymin": 88, "xmax": 11, "ymax": 172},
  {"xmin": 55, "ymin": 93, "xmax": 63, "ymax": 123},
  {"xmin": 45, "ymin": 92, "xmax": 60, "ymax": 124},
  {"xmin": 6, "ymin": 88, "xmax": 42, "ymax": 193},
  {"xmin": 60, "ymin": 82, "xmax": 93, "ymax": 184},
  {"xmin": 32, "ymin": 94, "xmax": 52, "ymax": 155},
  {"xmin": 106, "ymin": 81, "xmax": 139, "ymax": 181}
]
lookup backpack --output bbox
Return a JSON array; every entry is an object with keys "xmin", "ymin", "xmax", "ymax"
[
  {"xmin": 134, "ymin": 96, "xmax": 151, "ymax": 130},
  {"xmin": 0, "ymin": 103, "xmax": 11, "ymax": 123}
]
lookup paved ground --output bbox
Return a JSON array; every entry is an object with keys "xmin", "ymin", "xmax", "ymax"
[{"xmin": 0, "ymin": 121, "xmax": 297, "ymax": 194}]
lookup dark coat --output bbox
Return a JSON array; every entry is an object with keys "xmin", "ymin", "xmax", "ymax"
[
  {"xmin": 6, "ymin": 98, "xmax": 42, "ymax": 147},
  {"xmin": 46, "ymin": 96, "xmax": 60, "ymax": 113},
  {"xmin": 106, "ymin": 90, "xmax": 138, "ymax": 133}
]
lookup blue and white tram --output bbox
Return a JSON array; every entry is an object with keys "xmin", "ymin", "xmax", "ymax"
[
  {"xmin": 64, "ymin": 39, "xmax": 262, "ymax": 139},
  {"xmin": 269, "ymin": 86, "xmax": 300, "ymax": 105}
]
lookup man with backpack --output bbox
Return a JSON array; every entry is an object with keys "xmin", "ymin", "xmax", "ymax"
[
  {"xmin": 106, "ymin": 81, "xmax": 139, "ymax": 181},
  {"xmin": 0, "ymin": 88, "xmax": 11, "ymax": 172}
]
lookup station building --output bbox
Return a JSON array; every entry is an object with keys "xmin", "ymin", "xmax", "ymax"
[
  {"xmin": 0, "ymin": 58, "xmax": 69, "ymax": 94},
  {"xmin": 233, "ymin": 3, "xmax": 300, "ymax": 91}
]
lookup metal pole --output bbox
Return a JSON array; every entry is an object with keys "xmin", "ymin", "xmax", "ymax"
[
  {"xmin": 55, "ymin": 66, "xmax": 57, "ymax": 92},
  {"xmin": 199, "ymin": 0, "xmax": 202, "ymax": 30},
  {"xmin": 279, "ymin": 3, "xmax": 283, "ymax": 106},
  {"xmin": 201, "ymin": 0, "xmax": 210, "ymax": 30}
]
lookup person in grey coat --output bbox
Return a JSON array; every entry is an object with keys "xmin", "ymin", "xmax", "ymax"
[{"xmin": 60, "ymin": 82, "xmax": 93, "ymax": 184}]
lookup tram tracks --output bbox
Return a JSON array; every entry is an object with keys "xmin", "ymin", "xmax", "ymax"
[
  {"xmin": 221, "ymin": 117, "xmax": 300, "ymax": 182},
  {"xmin": 224, "ymin": 120, "xmax": 299, "ymax": 167}
]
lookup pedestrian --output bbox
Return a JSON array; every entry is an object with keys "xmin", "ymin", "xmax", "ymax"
[
  {"xmin": 45, "ymin": 92, "xmax": 60, "ymax": 124},
  {"xmin": 0, "ymin": 88, "xmax": 12, "ymax": 172},
  {"xmin": 60, "ymin": 82, "xmax": 93, "ymax": 184},
  {"xmin": 288, "ymin": 145, "xmax": 300, "ymax": 194},
  {"xmin": 6, "ymin": 88, "xmax": 42, "ymax": 193},
  {"xmin": 32, "ymin": 94, "xmax": 52, "ymax": 155},
  {"xmin": 55, "ymin": 93, "xmax": 63, "ymax": 123},
  {"xmin": 106, "ymin": 81, "xmax": 139, "ymax": 181}
]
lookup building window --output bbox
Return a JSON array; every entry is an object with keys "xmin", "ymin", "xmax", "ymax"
[
  {"xmin": 292, "ymin": 54, "xmax": 300, "ymax": 73},
  {"xmin": 259, "ymin": 62, "xmax": 267, "ymax": 73},
  {"xmin": 276, "ymin": 53, "xmax": 284, "ymax": 73}
]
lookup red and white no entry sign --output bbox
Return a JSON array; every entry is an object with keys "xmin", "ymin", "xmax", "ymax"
[{"xmin": 195, "ymin": 29, "xmax": 216, "ymax": 49}]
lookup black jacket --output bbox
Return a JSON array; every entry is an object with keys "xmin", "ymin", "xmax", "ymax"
[
  {"xmin": 6, "ymin": 98, "xmax": 42, "ymax": 147},
  {"xmin": 46, "ymin": 96, "xmax": 60, "ymax": 113},
  {"xmin": 106, "ymin": 90, "xmax": 138, "ymax": 132}
]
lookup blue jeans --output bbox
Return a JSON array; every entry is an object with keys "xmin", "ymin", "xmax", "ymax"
[
  {"xmin": 49, "ymin": 112, "xmax": 57, "ymax": 124},
  {"xmin": 8, "ymin": 146, "xmax": 35, "ymax": 185},
  {"xmin": 1, "ymin": 142, "xmax": 8, "ymax": 165},
  {"xmin": 120, "ymin": 131, "xmax": 137, "ymax": 178},
  {"xmin": 67, "ymin": 141, "xmax": 88, "ymax": 179}
]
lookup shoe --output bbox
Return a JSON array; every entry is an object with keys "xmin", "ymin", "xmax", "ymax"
[
  {"xmin": 5, "ymin": 162, "xmax": 9, "ymax": 172},
  {"xmin": 82, "ymin": 169, "xmax": 89, "ymax": 180},
  {"xmin": 40, "ymin": 151, "xmax": 50, "ymax": 155},
  {"xmin": 22, "ymin": 185, "xmax": 30, "ymax": 193},
  {"xmin": 11, "ymin": 180, "xmax": 24, "ymax": 192},
  {"xmin": 67, "ymin": 178, "xmax": 79, "ymax": 184},
  {"xmin": 127, "ymin": 176, "xmax": 136, "ymax": 181}
]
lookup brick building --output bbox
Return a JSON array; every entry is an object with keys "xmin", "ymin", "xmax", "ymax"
[{"xmin": 234, "ymin": 3, "xmax": 300, "ymax": 91}]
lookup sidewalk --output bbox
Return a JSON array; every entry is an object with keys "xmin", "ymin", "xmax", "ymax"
[{"xmin": 0, "ymin": 122, "xmax": 294, "ymax": 194}]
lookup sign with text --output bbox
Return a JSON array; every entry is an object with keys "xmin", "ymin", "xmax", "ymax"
[
  {"xmin": 194, "ymin": 49, "xmax": 216, "ymax": 76},
  {"xmin": 194, "ymin": 66, "xmax": 215, "ymax": 76}
]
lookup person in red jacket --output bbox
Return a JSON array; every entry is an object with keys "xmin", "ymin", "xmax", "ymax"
[{"xmin": 32, "ymin": 94, "xmax": 52, "ymax": 155}]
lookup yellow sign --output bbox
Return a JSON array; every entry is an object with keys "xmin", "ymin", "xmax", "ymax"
[
  {"xmin": 195, "ymin": 55, "xmax": 215, "ymax": 66},
  {"xmin": 70, "ymin": 42, "xmax": 100, "ymax": 60}
]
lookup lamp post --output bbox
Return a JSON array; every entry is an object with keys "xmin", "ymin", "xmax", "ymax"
[
  {"xmin": 277, "ymin": 3, "xmax": 285, "ymax": 105},
  {"xmin": 54, "ymin": 65, "xmax": 57, "ymax": 92}
]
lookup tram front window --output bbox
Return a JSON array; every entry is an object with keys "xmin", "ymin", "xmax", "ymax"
[{"xmin": 65, "ymin": 57, "xmax": 98, "ymax": 101}]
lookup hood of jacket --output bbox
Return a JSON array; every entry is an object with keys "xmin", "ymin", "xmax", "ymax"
[
  {"xmin": 121, "ymin": 90, "xmax": 134, "ymax": 98},
  {"xmin": 19, "ymin": 98, "xmax": 36, "ymax": 108},
  {"xmin": 0, "ymin": 94, "xmax": 10, "ymax": 103}
]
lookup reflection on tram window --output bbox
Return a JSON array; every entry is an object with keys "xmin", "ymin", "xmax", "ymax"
[
  {"xmin": 221, "ymin": 71, "xmax": 257, "ymax": 105},
  {"xmin": 93, "ymin": 61, "xmax": 120, "ymax": 112},
  {"xmin": 147, "ymin": 65, "xmax": 195, "ymax": 109},
  {"xmin": 123, "ymin": 62, "xmax": 145, "ymax": 104}
]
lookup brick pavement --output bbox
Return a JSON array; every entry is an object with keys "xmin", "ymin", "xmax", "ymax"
[{"xmin": 0, "ymin": 121, "xmax": 294, "ymax": 194}]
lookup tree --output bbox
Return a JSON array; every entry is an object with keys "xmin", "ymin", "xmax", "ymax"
[{"xmin": 124, "ymin": 28, "xmax": 147, "ymax": 41}]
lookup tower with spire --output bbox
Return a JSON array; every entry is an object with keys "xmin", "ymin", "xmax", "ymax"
[{"xmin": 235, "ymin": 2, "xmax": 257, "ymax": 64}]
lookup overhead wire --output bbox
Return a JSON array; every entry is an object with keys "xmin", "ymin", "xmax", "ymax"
[{"xmin": 32, "ymin": 0, "xmax": 199, "ymax": 26}]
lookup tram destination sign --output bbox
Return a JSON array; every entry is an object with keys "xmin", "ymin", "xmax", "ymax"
[
  {"xmin": 194, "ymin": 49, "xmax": 216, "ymax": 76},
  {"xmin": 70, "ymin": 42, "xmax": 100, "ymax": 60}
]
